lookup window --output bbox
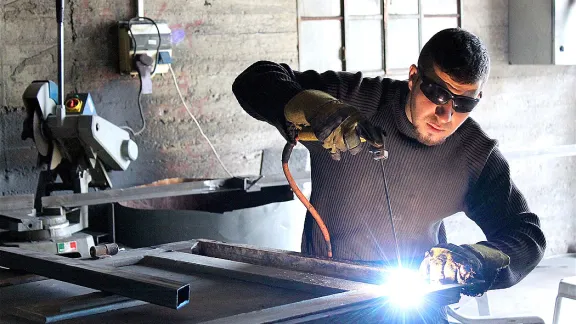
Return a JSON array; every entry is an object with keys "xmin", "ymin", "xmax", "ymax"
[{"xmin": 298, "ymin": 0, "xmax": 461, "ymax": 76}]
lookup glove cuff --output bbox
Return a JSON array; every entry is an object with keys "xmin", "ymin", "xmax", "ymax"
[
  {"xmin": 462, "ymin": 244, "xmax": 510, "ymax": 295},
  {"xmin": 463, "ymin": 244, "xmax": 510, "ymax": 272}
]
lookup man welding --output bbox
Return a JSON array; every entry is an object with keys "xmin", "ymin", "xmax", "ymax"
[{"xmin": 232, "ymin": 28, "xmax": 546, "ymax": 322}]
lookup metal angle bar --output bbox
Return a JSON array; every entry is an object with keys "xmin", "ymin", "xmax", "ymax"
[
  {"xmin": 42, "ymin": 173, "xmax": 312, "ymax": 208},
  {"xmin": 192, "ymin": 240, "xmax": 388, "ymax": 285},
  {"xmin": 0, "ymin": 194, "xmax": 34, "ymax": 211},
  {"xmin": 139, "ymin": 252, "xmax": 376, "ymax": 295},
  {"xmin": 0, "ymin": 246, "xmax": 190, "ymax": 309},
  {"xmin": 42, "ymin": 179, "xmax": 237, "ymax": 208}
]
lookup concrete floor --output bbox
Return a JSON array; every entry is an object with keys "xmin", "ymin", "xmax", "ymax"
[{"xmin": 451, "ymin": 254, "xmax": 576, "ymax": 323}]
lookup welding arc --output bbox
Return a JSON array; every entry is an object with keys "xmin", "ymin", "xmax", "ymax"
[{"xmin": 282, "ymin": 141, "xmax": 333, "ymax": 258}]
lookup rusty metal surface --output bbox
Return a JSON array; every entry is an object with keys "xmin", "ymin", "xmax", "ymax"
[{"xmin": 192, "ymin": 239, "xmax": 388, "ymax": 284}]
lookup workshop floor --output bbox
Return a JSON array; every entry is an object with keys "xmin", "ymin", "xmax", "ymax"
[{"xmin": 450, "ymin": 254, "xmax": 576, "ymax": 323}]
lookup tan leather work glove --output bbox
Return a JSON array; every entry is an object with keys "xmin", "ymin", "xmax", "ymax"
[
  {"xmin": 419, "ymin": 243, "xmax": 510, "ymax": 296},
  {"xmin": 284, "ymin": 90, "xmax": 383, "ymax": 160}
]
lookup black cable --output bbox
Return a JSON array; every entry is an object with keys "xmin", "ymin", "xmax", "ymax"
[
  {"xmin": 128, "ymin": 16, "xmax": 162, "ymax": 75},
  {"xmin": 122, "ymin": 16, "xmax": 162, "ymax": 136},
  {"xmin": 380, "ymin": 158, "xmax": 402, "ymax": 268}
]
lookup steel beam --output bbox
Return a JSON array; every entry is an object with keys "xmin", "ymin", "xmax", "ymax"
[
  {"xmin": 41, "ymin": 173, "xmax": 311, "ymax": 208},
  {"xmin": 0, "ymin": 194, "xmax": 34, "ymax": 211},
  {"xmin": 138, "ymin": 252, "xmax": 376, "ymax": 295},
  {"xmin": 193, "ymin": 239, "xmax": 388, "ymax": 284},
  {"xmin": 0, "ymin": 246, "xmax": 190, "ymax": 309}
]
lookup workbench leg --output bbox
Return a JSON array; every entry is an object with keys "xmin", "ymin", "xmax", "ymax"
[{"xmin": 552, "ymin": 295, "xmax": 563, "ymax": 324}]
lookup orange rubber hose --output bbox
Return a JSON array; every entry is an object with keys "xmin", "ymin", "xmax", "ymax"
[{"xmin": 282, "ymin": 142, "xmax": 333, "ymax": 258}]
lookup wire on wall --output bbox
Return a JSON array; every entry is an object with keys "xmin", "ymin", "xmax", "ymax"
[{"xmin": 169, "ymin": 65, "xmax": 234, "ymax": 178}]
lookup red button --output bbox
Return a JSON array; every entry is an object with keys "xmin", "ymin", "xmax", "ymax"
[{"xmin": 67, "ymin": 99, "xmax": 78, "ymax": 108}]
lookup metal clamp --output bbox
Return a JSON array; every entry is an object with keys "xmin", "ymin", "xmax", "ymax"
[{"xmin": 368, "ymin": 132, "xmax": 388, "ymax": 161}]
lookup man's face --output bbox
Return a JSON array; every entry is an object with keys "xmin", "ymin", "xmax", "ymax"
[{"xmin": 406, "ymin": 64, "xmax": 483, "ymax": 146}]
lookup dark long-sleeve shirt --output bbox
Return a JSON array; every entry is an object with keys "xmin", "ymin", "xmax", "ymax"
[{"xmin": 232, "ymin": 61, "xmax": 546, "ymax": 291}]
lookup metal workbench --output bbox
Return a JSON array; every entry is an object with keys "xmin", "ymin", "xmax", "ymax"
[{"xmin": 0, "ymin": 239, "xmax": 462, "ymax": 323}]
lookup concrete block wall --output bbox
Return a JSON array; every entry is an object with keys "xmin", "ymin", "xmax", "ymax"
[
  {"xmin": 0, "ymin": 0, "xmax": 575, "ymax": 255},
  {"xmin": 0, "ymin": 0, "xmax": 297, "ymax": 194}
]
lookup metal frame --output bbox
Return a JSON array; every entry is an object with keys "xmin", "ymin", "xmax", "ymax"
[
  {"xmin": 40, "ymin": 172, "xmax": 311, "ymax": 208},
  {"xmin": 298, "ymin": 0, "xmax": 385, "ymax": 73},
  {"xmin": 0, "ymin": 239, "xmax": 463, "ymax": 323},
  {"xmin": 0, "ymin": 246, "xmax": 190, "ymax": 309}
]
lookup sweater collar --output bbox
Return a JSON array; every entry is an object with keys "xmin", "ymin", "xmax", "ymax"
[{"xmin": 392, "ymin": 81, "xmax": 419, "ymax": 140}]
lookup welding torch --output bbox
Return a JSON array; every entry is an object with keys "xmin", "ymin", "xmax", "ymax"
[{"xmin": 282, "ymin": 126, "xmax": 398, "ymax": 263}]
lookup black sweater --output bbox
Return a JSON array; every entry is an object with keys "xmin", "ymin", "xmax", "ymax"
[{"xmin": 232, "ymin": 61, "xmax": 546, "ymax": 291}]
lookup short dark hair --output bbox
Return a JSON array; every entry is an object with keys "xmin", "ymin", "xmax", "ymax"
[{"xmin": 418, "ymin": 28, "xmax": 490, "ymax": 85}]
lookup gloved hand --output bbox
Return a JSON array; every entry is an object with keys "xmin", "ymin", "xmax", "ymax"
[
  {"xmin": 419, "ymin": 243, "xmax": 510, "ymax": 296},
  {"xmin": 284, "ymin": 90, "xmax": 383, "ymax": 160}
]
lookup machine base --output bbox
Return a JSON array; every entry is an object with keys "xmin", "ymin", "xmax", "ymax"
[{"xmin": 1, "ymin": 232, "xmax": 95, "ymax": 258}]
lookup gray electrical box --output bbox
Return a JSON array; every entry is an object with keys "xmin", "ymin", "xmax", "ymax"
[{"xmin": 509, "ymin": 0, "xmax": 576, "ymax": 65}]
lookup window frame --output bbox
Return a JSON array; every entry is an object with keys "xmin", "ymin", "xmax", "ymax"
[{"xmin": 297, "ymin": 0, "xmax": 462, "ymax": 76}]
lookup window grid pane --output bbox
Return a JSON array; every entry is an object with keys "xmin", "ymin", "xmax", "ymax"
[
  {"xmin": 346, "ymin": 19, "xmax": 384, "ymax": 71},
  {"xmin": 300, "ymin": 0, "xmax": 341, "ymax": 17},
  {"xmin": 422, "ymin": 0, "xmax": 458, "ymax": 15},
  {"xmin": 387, "ymin": 0, "xmax": 419, "ymax": 15},
  {"xmin": 348, "ymin": 0, "xmax": 382, "ymax": 15},
  {"xmin": 386, "ymin": 18, "xmax": 420, "ymax": 70},
  {"xmin": 422, "ymin": 17, "xmax": 459, "ymax": 45},
  {"xmin": 299, "ymin": 20, "xmax": 343, "ymax": 71},
  {"xmin": 297, "ymin": 0, "xmax": 461, "ymax": 74}
]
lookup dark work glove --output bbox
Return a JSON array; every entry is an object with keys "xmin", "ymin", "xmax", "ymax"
[
  {"xmin": 419, "ymin": 243, "xmax": 510, "ymax": 296},
  {"xmin": 284, "ymin": 90, "xmax": 383, "ymax": 160}
]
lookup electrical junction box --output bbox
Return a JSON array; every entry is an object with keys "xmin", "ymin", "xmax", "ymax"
[
  {"xmin": 119, "ymin": 19, "xmax": 173, "ymax": 76},
  {"xmin": 509, "ymin": 0, "xmax": 576, "ymax": 65}
]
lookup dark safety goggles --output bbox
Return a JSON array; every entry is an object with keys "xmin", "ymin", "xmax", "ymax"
[{"xmin": 418, "ymin": 67, "xmax": 480, "ymax": 113}]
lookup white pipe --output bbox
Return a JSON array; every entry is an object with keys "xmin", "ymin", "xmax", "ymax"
[{"xmin": 137, "ymin": 0, "xmax": 144, "ymax": 17}]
